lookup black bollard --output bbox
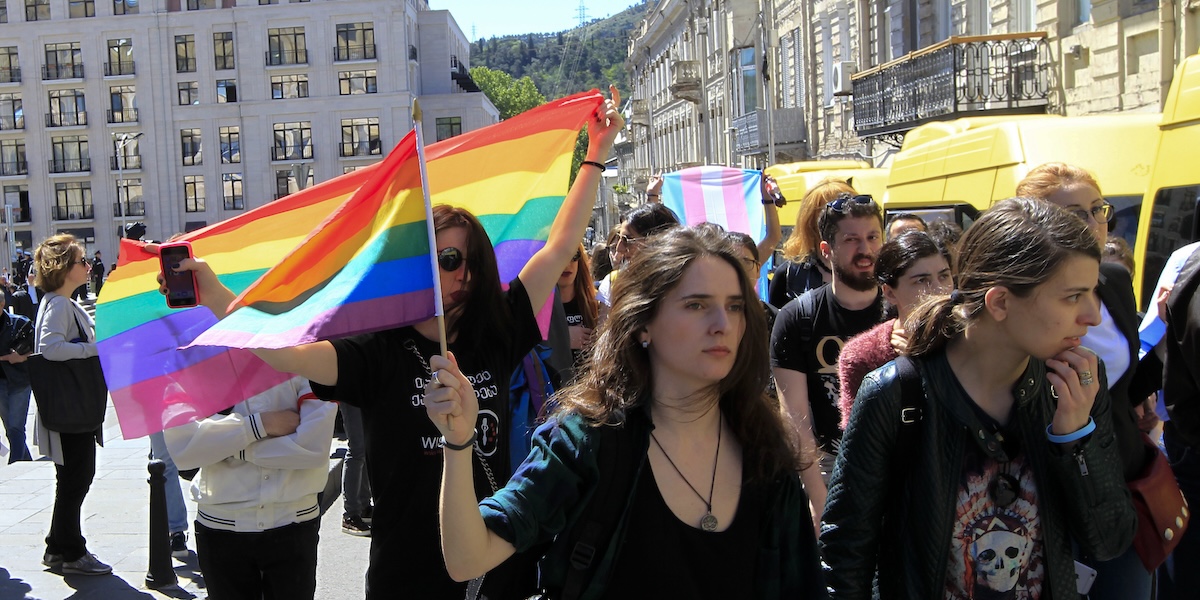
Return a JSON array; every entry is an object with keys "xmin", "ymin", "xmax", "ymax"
[{"xmin": 145, "ymin": 459, "xmax": 178, "ymax": 589}]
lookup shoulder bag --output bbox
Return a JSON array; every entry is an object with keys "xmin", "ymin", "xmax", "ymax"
[{"xmin": 28, "ymin": 299, "xmax": 107, "ymax": 433}]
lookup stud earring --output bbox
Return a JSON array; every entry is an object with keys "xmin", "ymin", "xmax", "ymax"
[{"xmin": 641, "ymin": 340, "xmax": 650, "ymax": 349}]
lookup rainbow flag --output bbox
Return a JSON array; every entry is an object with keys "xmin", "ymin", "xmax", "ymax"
[{"xmin": 97, "ymin": 91, "xmax": 603, "ymax": 439}]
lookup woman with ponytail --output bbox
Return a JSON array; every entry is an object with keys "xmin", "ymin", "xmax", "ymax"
[{"xmin": 821, "ymin": 197, "xmax": 1135, "ymax": 600}]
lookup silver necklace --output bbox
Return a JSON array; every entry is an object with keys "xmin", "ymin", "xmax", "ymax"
[{"xmin": 649, "ymin": 412, "xmax": 722, "ymax": 532}]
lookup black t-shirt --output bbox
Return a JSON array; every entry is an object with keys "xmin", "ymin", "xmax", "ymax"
[
  {"xmin": 770, "ymin": 283, "xmax": 883, "ymax": 453},
  {"xmin": 310, "ymin": 278, "xmax": 541, "ymax": 599},
  {"xmin": 562, "ymin": 296, "xmax": 584, "ymax": 366}
]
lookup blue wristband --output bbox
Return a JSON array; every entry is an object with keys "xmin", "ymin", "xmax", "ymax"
[{"xmin": 1046, "ymin": 417, "xmax": 1096, "ymax": 444}]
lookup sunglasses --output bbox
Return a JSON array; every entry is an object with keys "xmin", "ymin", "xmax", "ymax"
[
  {"xmin": 1067, "ymin": 203, "xmax": 1114, "ymax": 225},
  {"xmin": 437, "ymin": 247, "xmax": 465, "ymax": 272},
  {"xmin": 70, "ymin": 259, "xmax": 91, "ymax": 267},
  {"xmin": 615, "ymin": 232, "xmax": 642, "ymax": 247},
  {"xmin": 826, "ymin": 193, "xmax": 875, "ymax": 214}
]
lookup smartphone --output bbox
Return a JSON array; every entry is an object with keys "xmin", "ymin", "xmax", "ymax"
[
  {"xmin": 1074, "ymin": 560, "xmax": 1098, "ymax": 595},
  {"xmin": 159, "ymin": 241, "xmax": 199, "ymax": 309}
]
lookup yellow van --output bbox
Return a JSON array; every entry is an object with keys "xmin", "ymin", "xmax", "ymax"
[
  {"xmin": 885, "ymin": 113, "xmax": 1161, "ymax": 254},
  {"xmin": 1134, "ymin": 52, "xmax": 1200, "ymax": 303}
]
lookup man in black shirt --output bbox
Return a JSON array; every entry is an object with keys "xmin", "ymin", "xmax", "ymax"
[{"xmin": 770, "ymin": 193, "xmax": 885, "ymax": 529}]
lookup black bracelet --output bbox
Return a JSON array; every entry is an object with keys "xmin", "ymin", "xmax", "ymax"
[
  {"xmin": 580, "ymin": 160, "xmax": 606, "ymax": 171},
  {"xmin": 441, "ymin": 430, "xmax": 477, "ymax": 451}
]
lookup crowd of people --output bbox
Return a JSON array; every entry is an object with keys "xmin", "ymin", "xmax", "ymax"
[{"xmin": 3, "ymin": 86, "xmax": 1199, "ymax": 598}]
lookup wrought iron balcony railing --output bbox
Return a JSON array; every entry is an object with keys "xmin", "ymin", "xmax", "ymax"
[
  {"xmin": 339, "ymin": 142, "xmax": 381, "ymax": 158},
  {"xmin": 107, "ymin": 108, "xmax": 138, "ymax": 123},
  {"xmin": 46, "ymin": 111, "xmax": 87, "ymax": 127},
  {"xmin": 670, "ymin": 60, "xmax": 701, "ymax": 104},
  {"xmin": 270, "ymin": 145, "xmax": 313, "ymax": 161},
  {"xmin": 52, "ymin": 205, "xmax": 94, "ymax": 220},
  {"xmin": 852, "ymin": 33, "xmax": 1052, "ymax": 137},
  {"xmin": 42, "ymin": 63, "xmax": 84, "ymax": 80},
  {"xmin": 48, "ymin": 157, "xmax": 91, "ymax": 173},
  {"xmin": 334, "ymin": 44, "xmax": 376, "ymax": 61},
  {"xmin": 113, "ymin": 201, "xmax": 145, "ymax": 217},
  {"xmin": 104, "ymin": 61, "xmax": 136, "ymax": 76},
  {"xmin": 111, "ymin": 154, "xmax": 142, "ymax": 170},
  {"xmin": 265, "ymin": 49, "xmax": 308, "ymax": 66},
  {"xmin": 0, "ymin": 159, "xmax": 28, "ymax": 176},
  {"xmin": 732, "ymin": 107, "xmax": 807, "ymax": 155}
]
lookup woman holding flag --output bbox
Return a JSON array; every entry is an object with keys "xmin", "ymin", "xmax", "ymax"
[{"xmin": 158, "ymin": 90, "xmax": 624, "ymax": 599}]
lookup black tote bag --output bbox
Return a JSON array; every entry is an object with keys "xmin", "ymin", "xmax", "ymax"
[{"xmin": 29, "ymin": 298, "xmax": 108, "ymax": 433}]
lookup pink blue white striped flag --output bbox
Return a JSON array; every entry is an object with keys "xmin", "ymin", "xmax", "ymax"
[{"xmin": 661, "ymin": 166, "xmax": 766, "ymax": 242}]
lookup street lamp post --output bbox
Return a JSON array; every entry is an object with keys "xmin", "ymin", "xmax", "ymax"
[{"xmin": 113, "ymin": 131, "xmax": 143, "ymax": 239}]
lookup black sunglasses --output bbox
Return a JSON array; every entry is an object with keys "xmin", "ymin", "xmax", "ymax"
[
  {"xmin": 438, "ymin": 247, "xmax": 465, "ymax": 272},
  {"xmin": 826, "ymin": 193, "xmax": 875, "ymax": 214}
]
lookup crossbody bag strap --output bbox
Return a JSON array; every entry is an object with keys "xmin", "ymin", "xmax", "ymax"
[{"xmin": 889, "ymin": 355, "xmax": 924, "ymax": 495}]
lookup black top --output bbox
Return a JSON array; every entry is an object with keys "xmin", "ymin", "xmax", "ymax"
[
  {"xmin": 602, "ymin": 458, "xmax": 765, "ymax": 599},
  {"xmin": 770, "ymin": 284, "xmax": 884, "ymax": 453},
  {"xmin": 310, "ymin": 278, "xmax": 542, "ymax": 599},
  {"xmin": 768, "ymin": 258, "xmax": 828, "ymax": 310},
  {"xmin": 562, "ymin": 295, "xmax": 585, "ymax": 367}
]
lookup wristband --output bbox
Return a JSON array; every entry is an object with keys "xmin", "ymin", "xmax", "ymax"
[
  {"xmin": 580, "ymin": 160, "xmax": 606, "ymax": 171},
  {"xmin": 647, "ymin": 193, "xmax": 659, "ymax": 198},
  {"xmin": 440, "ymin": 429, "xmax": 478, "ymax": 451},
  {"xmin": 1045, "ymin": 417, "xmax": 1095, "ymax": 444}
]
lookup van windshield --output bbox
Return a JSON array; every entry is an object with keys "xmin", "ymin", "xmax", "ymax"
[{"xmin": 1107, "ymin": 195, "xmax": 1142, "ymax": 254}]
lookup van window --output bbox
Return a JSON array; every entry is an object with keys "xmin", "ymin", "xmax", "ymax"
[
  {"xmin": 1142, "ymin": 185, "xmax": 1200, "ymax": 302},
  {"xmin": 1107, "ymin": 194, "xmax": 1142, "ymax": 253}
]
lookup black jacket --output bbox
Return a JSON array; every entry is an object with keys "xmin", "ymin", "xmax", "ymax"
[
  {"xmin": 1165, "ymin": 246, "xmax": 1200, "ymax": 445},
  {"xmin": 821, "ymin": 350, "xmax": 1136, "ymax": 600}
]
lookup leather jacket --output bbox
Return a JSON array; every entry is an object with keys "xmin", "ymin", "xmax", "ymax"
[{"xmin": 821, "ymin": 350, "xmax": 1136, "ymax": 600}]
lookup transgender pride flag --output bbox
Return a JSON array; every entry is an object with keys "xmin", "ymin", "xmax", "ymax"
[{"xmin": 661, "ymin": 166, "xmax": 766, "ymax": 242}]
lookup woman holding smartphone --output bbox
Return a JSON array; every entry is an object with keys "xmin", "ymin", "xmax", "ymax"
[{"xmin": 33, "ymin": 234, "xmax": 112, "ymax": 576}]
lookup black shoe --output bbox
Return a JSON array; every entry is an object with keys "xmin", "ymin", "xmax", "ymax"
[
  {"xmin": 341, "ymin": 515, "xmax": 371, "ymax": 537},
  {"xmin": 360, "ymin": 505, "xmax": 373, "ymax": 525},
  {"xmin": 170, "ymin": 531, "xmax": 189, "ymax": 560}
]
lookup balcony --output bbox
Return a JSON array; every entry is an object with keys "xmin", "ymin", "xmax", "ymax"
[
  {"xmin": 107, "ymin": 108, "xmax": 138, "ymax": 124},
  {"xmin": 669, "ymin": 60, "xmax": 702, "ymax": 104},
  {"xmin": 104, "ymin": 61, "xmax": 136, "ymax": 76},
  {"xmin": 0, "ymin": 159, "xmax": 28, "ymax": 176},
  {"xmin": 2, "ymin": 207, "xmax": 31, "ymax": 223},
  {"xmin": 48, "ymin": 157, "xmax": 91, "ymax": 173},
  {"xmin": 46, "ymin": 111, "xmax": 87, "ymax": 128},
  {"xmin": 852, "ymin": 33, "xmax": 1051, "ymax": 137},
  {"xmin": 0, "ymin": 68, "xmax": 20, "ymax": 84},
  {"xmin": 339, "ymin": 142, "xmax": 381, "ymax": 158},
  {"xmin": 334, "ymin": 44, "xmax": 376, "ymax": 61},
  {"xmin": 265, "ymin": 49, "xmax": 308, "ymax": 66},
  {"xmin": 270, "ymin": 145, "xmax": 312, "ymax": 161},
  {"xmin": 111, "ymin": 154, "xmax": 141, "ymax": 170},
  {"xmin": 629, "ymin": 99, "xmax": 650, "ymax": 127},
  {"xmin": 52, "ymin": 205, "xmax": 94, "ymax": 220},
  {"xmin": 112, "ymin": 201, "xmax": 145, "ymax": 217},
  {"xmin": 450, "ymin": 55, "xmax": 480, "ymax": 92},
  {"xmin": 732, "ymin": 107, "xmax": 807, "ymax": 156},
  {"xmin": 42, "ymin": 63, "xmax": 85, "ymax": 80}
]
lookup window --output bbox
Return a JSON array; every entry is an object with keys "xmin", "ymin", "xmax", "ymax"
[
  {"xmin": 271, "ymin": 121, "xmax": 312, "ymax": 160},
  {"xmin": 736, "ymin": 47, "xmax": 758, "ymax": 113},
  {"xmin": 184, "ymin": 175, "xmax": 205, "ymax": 213},
  {"xmin": 187, "ymin": 0, "xmax": 216, "ymax": 8},
  {"xmin": 340, "ymin": 117, "xmax": 380, "ymax": 157},
  {"xmin": 217, "ymin": 79, "xmax": 237, "ymax": 103},
  {"xmin": 109, "ymin": 85, "xmax": 136, "ymax": 123},
  {"xmin": 267, "ymin": 27, "xmax": 307, "ymax": 65},
  {"xmin": 181, "ymin": 128, "xmax": 202, "ymax": 166},
  {"xmin": 3, "ymin": 185, "xmax": 29, "ymax": 223},
  {"xmin": 115, "ymin": 178, "xmax": 143, "ymax": 217},
  {"xmin": 68, "ymin": 0, "xmax": 93, "ymax": 17},
  {"xmin": 176, "ymin": 35, "xmax": 196, "ymax": 73},
  {"xmin": 435, "ymin": 117, "xmax": 462, "ymax": 141},
  {"xmin": 0, "ymin": 47, "xmax": 17, "ymax": 84},
  {"xmin": 25, "ymin": 0, "xmax": 48, "ymax": 21},
  {"xmin": 219, "ymin": 125, "xmax": 240, "ymax": 164},
  {"xmin": 54, "ymin": 182, "xmax": 93, "ymax": 220},
  {"xmin": 0, "ymin": 0, "xmax": 7, "ymax": 23},
  {"xmin": 0, "ymin": 93, "xmax": 22, "ymax": 130},
  {"xmin": 275, "ymin": 168, "xmax": 312, "ymax": 198},
  {"xmin": 50, "ymin": 136, "xmax": 89, "ymax": 173},
  {"xmin": 47, "ymin": 89, "xmax": 86, "ymax": 127},
  {"xmin": 221, "ymin": 173, "xmax": 243, "ymax": 210},
  {"xmin": 178, "ymin": 82, "xmax": 199, "ymax": 106},
  {"xmin": 0, "ymin": 139, "xmax": 26, "ymax": 176},
  {"xmin": 44, "ymin": 42, "xmax": 83, "ymax": 80},
  {"xmin": 335, "ymin": 22, "xmax": 376, "ymax": 61},
  {"xmin": 113, "ymin": 0, "xmax": 136, "ymax": 14},
  {"xmin": 338, "ymin": 69, "xmax": 377, "ymax": 95},
  {"xmin": 214, "ymin": 32, "xmax": 235, "ymax": 70},
  {"xmin": 1076, "ymin": 0, "xmax": 1092, "ymax": 25},
  {"xmin": 1141, "ymin": 185, "xmax": 1200, "ymax": 301},
  {"xmin": 106, "ymin": 38, "xmax": 135, "ymax": 76},
  {"xmin": 112, "ymin": 133, "xmax": 140, "ymax": 169},
  {"xmin": 270, "ymin": 74, "xmax": 309, "ymax": 99},
  {"xmin": 259, "ymin": 0, "xmax": 277, "ymax": 4}
]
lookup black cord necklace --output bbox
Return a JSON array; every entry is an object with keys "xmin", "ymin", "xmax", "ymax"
[{"xmin": 649, "ymin": 412, "xmax": 722, "ymax": 532}]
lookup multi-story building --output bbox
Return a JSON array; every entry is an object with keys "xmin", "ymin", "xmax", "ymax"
[{"xmin": 0, "ymin": 0, "xmax": 496, "ymax": 267}]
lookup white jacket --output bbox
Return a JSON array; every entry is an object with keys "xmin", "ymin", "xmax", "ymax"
[{"xmin": 164, "ymin": 377, "xmax": 336, "ymax": 532}]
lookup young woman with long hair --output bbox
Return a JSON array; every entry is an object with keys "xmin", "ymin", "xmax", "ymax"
[
  {"xmin": 557, "ymin": 242, "xmax": 599, "ymax": 370},
  {"xmin": 821, "ymin": 197, "xmax": 1135, "ymax": 599}
]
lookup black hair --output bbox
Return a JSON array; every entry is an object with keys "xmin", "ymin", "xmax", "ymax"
[{"xmin": 817, "ymin": 195, "xmax": 884, "ymax": 245}]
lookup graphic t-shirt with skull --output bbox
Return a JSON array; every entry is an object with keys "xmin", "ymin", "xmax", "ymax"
[{"xmin": 944, "ymin": 441, "xmax": 1046, "ymax": 600}]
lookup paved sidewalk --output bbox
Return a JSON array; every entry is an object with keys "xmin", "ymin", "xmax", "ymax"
[{"xmin": 0, "ymin": 401, "xmax": 370, "ymax": 600}]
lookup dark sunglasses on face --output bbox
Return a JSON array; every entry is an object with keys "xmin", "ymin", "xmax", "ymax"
[
  {"xmin": 826, "ymin": 193, "xmax": 875, "ymax": 214},
  {"xmin": 438, "ymin": 247, "xmax": 464, "ymax": 272},
  {"xmin": 1068, "ymin": 203, "xmax": 1114, "ymax": 225}
]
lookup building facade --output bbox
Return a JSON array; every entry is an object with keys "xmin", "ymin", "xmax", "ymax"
[{"xmin": 0, "ymin": 0, "xmax": 496, "ymax": 267}]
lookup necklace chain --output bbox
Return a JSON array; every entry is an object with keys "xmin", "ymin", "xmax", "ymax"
[{"xmin": 649, "ymin": 412, "xmax": 722, "ymax": 532}]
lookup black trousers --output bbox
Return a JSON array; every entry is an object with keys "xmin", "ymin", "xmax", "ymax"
[
  {"xmin": 195, "ymin": 518, "xmax": 320, "ymax": 600},
  {"xmin": 45, "ymin": 430, "xmax": 98, "ymax": 562}
]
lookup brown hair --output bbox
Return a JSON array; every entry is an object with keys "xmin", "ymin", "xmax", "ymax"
[
  {"xmin": 1014, "ymin": 162, "xmax": 1102, "ymax": 199},
  {"xmin": 904, "ymin": 197, "xmax": 1102, "ymax": 357},
  {"xmin": 1103, "ymin": 235, "xmax": 1135, "ymax": 275},
  {"xmin": 554, "ymin": 226, "xmax": 800, "ymax": 481},
  {"xmin": 432, "ymin": 205, "xmax": 512, "ymax": 348},
  {"xmin": 780, "ymin": 178, "xmax": 856, "ymax": 262},
  {"xmin": 34, "ymin": 234, "xmax": 84, "ymax": 293},
  {"xmin": 569, "ymin": 242, "xmax": 599, "ymax": 328}
]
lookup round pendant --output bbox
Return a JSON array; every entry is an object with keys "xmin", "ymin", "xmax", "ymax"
[{"xmin": 700, "ymin": 513, "xmax": 718, "ymax": 532}]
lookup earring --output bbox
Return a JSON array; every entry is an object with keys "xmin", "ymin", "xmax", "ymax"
[{"xmin": 641, "ymin": 340, "xmax": 650, "ymax": 349}]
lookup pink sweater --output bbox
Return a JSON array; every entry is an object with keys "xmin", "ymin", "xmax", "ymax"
[{"xmin": 837, "ymin": 319, "xmax": 898, "ymax": 430}]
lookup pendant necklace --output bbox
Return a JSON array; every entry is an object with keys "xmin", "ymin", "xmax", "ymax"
[{"xmin": 650, "ymin": 412, "xmax": 722, "ymax": 532}]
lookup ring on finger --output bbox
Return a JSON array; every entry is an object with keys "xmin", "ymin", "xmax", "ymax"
[
  {"xmin": 1078, "ymin": 370, "xmax": 1094, "ymax": 386},
  {"xmin": 429, "ymin": 371, "xmax": 441, "ymax": 388}
]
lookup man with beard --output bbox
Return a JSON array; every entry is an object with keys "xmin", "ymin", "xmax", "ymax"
[{"xmin": 771, "ymin": 192, "xmax": 885, "ymax": 531}]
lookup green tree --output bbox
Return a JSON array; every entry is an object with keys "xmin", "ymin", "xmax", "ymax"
[{"xmin": 470, "ymin": 66, "xmax": 547, "ymax": 120}]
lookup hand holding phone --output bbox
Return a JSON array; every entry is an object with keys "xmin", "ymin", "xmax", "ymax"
[{"xmin": 159, "ymin": 241, "xmax": 200, "ymax": 308}]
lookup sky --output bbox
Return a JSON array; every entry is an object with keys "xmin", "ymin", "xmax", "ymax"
[{"xmin": 431, "ymin": 0, "xmax": 642, "ymax": 41}]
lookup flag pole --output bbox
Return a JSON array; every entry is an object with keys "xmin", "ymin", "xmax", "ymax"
[{"xmin": 413, "ymin": 99, "xmax": 453, "ymax": 431}]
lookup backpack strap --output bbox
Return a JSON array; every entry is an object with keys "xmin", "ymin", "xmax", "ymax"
[
  {"xmin": 792, "ymin": 287, "xmax": 822, "ymax": 347},
  {"xmin": 888, "ymin": 355, "xmax": 924, "ymax": 496}
]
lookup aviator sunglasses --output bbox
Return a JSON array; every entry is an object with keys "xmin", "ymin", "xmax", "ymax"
[{"xmin": 438, "ymin": 247, "xmax": 465, "ymax": 272}]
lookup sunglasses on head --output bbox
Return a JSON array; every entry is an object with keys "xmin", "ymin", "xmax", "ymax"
[
  {"xmin": 438, "ymin": 247, "xmax": 465, "ymax": 272},
  {"xmin": 827, "ymin": 193, "xmax": 875, "ymax": 214}
]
